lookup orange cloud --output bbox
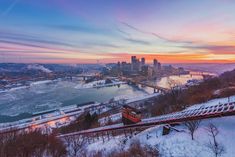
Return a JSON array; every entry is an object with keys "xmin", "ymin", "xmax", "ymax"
[{"xmin": 97, "ymin": 53, "xmax": 235, "ymax": 64}]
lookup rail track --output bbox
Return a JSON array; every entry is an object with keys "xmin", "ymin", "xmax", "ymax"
[{"xmin": 59, "ymin": 101, "xmax": 235, "ymax": 139}]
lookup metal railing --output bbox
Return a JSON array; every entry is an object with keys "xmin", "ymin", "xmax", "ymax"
[{"xmin": 59, "ymin": 101, "xmax": 235, "ymax": 138}]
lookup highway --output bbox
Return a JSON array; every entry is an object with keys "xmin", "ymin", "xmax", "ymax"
[{"xmin": 0, "ymin": 93, "xmax": 159, "ymax": 134}]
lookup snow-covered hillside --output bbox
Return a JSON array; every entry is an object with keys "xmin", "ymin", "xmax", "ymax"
[
  {"xmin": 80, "ymin": 96, "xmax": 235, "ymax": 157},
  {"xmin": 86, "ymin": 116, "xmax": 235, "ymax": 157}
]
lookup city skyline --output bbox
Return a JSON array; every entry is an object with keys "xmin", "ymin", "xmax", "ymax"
[{"xmin": 0, "ymin": 0, "xmax": 235, "ymax": 64}]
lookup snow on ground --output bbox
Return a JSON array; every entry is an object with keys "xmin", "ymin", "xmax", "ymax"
[
  {"xmin": 87, "ymin": 135, "xmax": 126, "ymax": 153},
  {"xmin": 126, "ymin": 93, "xmax": 159, "ymax": 104},
  {"xmin": 99, "ymin": 113, "xmax": 122, "ymax": 126},
  {"xmin": 185, "ymin": 95, "xmax": 235, "ymax": 111},
  {"xmin": 85, "ymin": 96, "xmax": 235, "ymax": 157},
  {"xmin": 86, "ymin": 116, "xmax": 235, "ymax": 157}
]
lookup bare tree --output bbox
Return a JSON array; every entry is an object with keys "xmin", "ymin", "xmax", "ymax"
[
  {"xmin": 0, "ymin": 130, "xmax": 66, "ymax": 157},
  {"xmin": 167, "ymin": 78, "xmax": 182, "ymax": 90},
  {"xmin": 167, "ymin": 78, "xmax": 183, "ymax": 109},
  {"xmin": 64, "ymin": 135, "xmax": 87, "ymax": 157},
  {"xmin": 103, "ymin": 139, "xmax": 159, "ymax": 157},
  {"xmin": 184, "ymin": 120, "xmax": 201, "ymax": 140},
  {"xmin": 206, "ymin": 123, "xmax": 225, "ymax": 157}
]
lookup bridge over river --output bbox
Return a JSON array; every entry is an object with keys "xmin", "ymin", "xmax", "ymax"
[{"xmin": 120, "ymin": 77, "xmax": 169, "ymax": 93}]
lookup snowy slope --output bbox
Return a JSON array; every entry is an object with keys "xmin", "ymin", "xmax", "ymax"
[
  {"xmin": 86, "ymin": 116, "xmax": 235, "ymax": 157},
  {"xmin": 84, "ymin": 96, "xmax": 235, "ymax": 157},
  {"xmin": 185, "ymin": 95, "xmax": 235, "ymax": 110}
]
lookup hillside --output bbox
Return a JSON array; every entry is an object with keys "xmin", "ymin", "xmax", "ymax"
[{"xmin": 73, "ymin": 96, "xmax": 235, "ymax": 157}]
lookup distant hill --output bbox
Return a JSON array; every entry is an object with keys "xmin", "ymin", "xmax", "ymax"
[
  {"xmin": 0, "ymin": 63, "xmax": 104, "ymax": 73},
  {"xmin": 171, "ymin": 63, "xmax": 235, "ymax": 75}
]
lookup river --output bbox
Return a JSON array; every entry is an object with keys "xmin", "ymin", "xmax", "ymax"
[{"xmin": 0, "ymin": 73, "xmax": 205, "ymax": 122}]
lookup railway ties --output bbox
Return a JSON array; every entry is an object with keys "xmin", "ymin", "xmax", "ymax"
[{"xmin": 58, "ymin": 101, "xmax": 235, "ymax": 141}]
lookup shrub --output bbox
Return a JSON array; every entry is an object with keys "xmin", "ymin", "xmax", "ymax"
[{"xmin": 0, "ymin": 130, "xmax": 67, "ymax": 157}]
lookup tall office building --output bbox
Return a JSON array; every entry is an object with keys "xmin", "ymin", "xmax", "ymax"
[
  {"xmin": 131, "ymin": 56, "xmax": 141, "ymax": 72},
  {"xmin": 153, "ymin": 58, "xmax": 161, "ymax": 71},
  {"xmin": 141, "ymin": 58, "xmax": 145, "ymax": 65},
  {"xmin": 131, "ymin": 56, "xmax": 137, "ymax": 64},
  {"xmin": 153, "ymin": 59, "xmax": 158, "ymax": 67}
]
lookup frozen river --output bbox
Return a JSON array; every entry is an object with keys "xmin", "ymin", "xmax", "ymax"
[
  {"xmin": 0, "ymin": 73, "xmax": 204, "ymax": 122},
  {"xmin": 0, "ymin": 81, "xmax": 151, "ymax": 117}
]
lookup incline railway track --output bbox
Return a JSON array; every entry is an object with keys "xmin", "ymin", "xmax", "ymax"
[{"xmin": 59, "ymin": 101, "xmax": 235, "ymax": 138}]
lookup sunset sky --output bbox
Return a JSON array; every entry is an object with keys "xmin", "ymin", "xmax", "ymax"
[{"xmin": 0, "ymin": 0, "xmax": 235, "ymax": 64}]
